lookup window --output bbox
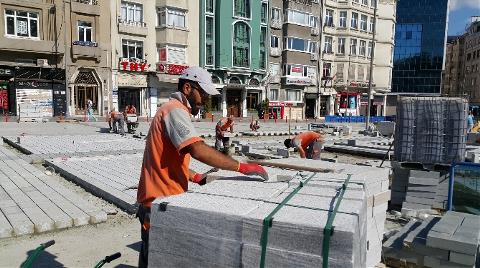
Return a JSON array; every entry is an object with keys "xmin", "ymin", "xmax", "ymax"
[
  {"xmin": 371, "ymin": 0, "xmax": 377, "ymax": 8},
  {"xmin": 286, "ymin": 9, "xmax": 311, "ymax": 26},
  {"xmin": 360, "ymin": 15, "xmax": 367, "ymax": 31},
  {"xmin": 158, "ymin": 8, "xmax": 186, "ymax": 28},
  {"xmin": 286, "ymin": 90, "xmax": 302, "ymax": 102},
  {"xmin": 271, "ymin": 35, "xmax": 279, "ymax": 48},
  {"xmin": 325, "ymin": 9, "xmax": 334, "ymax": 27},
  {"xmin": 350, "ymin": 39, "xmax": 357, "ymax": 55},
  {"xmin": 234, "ymin": 0, "xmax": 250, "ymax": 18},
  {"xmin": 339, "ymin": 11, "xmax": 347, "ymax": 28},
  {"xmin": 309, "ymin": 42, "xmax": 317, "ymax": 54},
  {"xmin": 270, "ymin": 88, "xmax": 279, "ymax": 100},
  {"xmin": 4, "ymin": 9, "xmax": 39, "ymax": 38},
  {"xmin": 260, "ymin": 27, "xmax": 267, "ymax": 69},
  {"xmin": 359, "ymin": 40, "xmax": 366, "ymax": 56},
  {"xmin": 261, "ymin": 2, "xmax": 268, "ymax": 23},
  {"xmin": 206, "ymin": 0, "xmax": 214, "ymax": 13},
  {"xmin": 165, "ymin": 45, "xmax": 186, "ymax": 64},
  {"xmin": 77, "ymin": 21, "xmax": 92, "ymax": 42},
  {"xmin": 353, "ymin": 0, "xmax": 360, "ymax": 3},
  {"xmin": 206, "ymin": 16, "xmax": 214, "ymax": 65},
  {"xmin": 271, "ymin": 8, "xmax": 281, "ymax": 21},
  {"xmin": 369, "ymin": 17, "xmax": 374, "ymax": 32},
  {"xmin": 324, "ymin": 36, "xmax": 333, "ymax": 53},
  {"xmin": 362, "ymin": 0, "xmax": 368, "ymax": 5},
  {"xmin": 351, "ymin": 12, "xmax": 358, "ymax": 29},
  {"xmin": 310, "ymin": 16, "xmax": 319, "ymax": 28},
  {"xmin": 368, "ymin": 41, "xmax": 373, "ymax": 57},
  {"xmin": 233, "ymin": 22, "xmax": 250, "ymax": 67},
  {"xmin": 323, "ymin": 63, "xmax": 332, "ymax": 78},
  {"xmin": 337, "ymin": 37, "xmax": 346, "ymax": 54},
  {"xmin": 270, "ymin": 63, "xmax": 280, "ymax": 76},
  {"xmin": 284, "ymin": 37, "xmax": 311, "ymax": 52},
  {"xmin": 122, "ymin": 40, "xmax": 143, "ymax": 59},
  {"xmin": 283, "ymin": 64, "xmax": 314, "ymax": 80},
  {"xmin": 121, "ymin": 2, "xmax": 143, "ymax": 23}
]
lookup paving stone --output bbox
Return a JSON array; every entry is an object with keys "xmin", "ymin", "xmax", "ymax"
[
  {"xmin": 409, "ymin": 170, "xmax": 440, "ymax": 179},
  {"xmin": 424, "ymin": 256, "xmax": 472, "ymax": 268},
  {"xmin": 449, "ymin": 251, "xmax": 477, "ymax": 266},
  {"xmin": 148, "ymin": 251, "xmax": 226, "ymax": 268},
  {"xmin": 408, "ymin": 178, "xmax": 439, "ymax": 186}
]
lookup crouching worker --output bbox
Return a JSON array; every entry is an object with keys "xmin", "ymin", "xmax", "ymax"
[{"xmin": 284, "ymin": 131, "xmax": 324, "ymax": 159}]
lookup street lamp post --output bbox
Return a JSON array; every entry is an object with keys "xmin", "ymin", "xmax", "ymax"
[{"xmin": 365, "ymin": 0, "xmax": 378, "ymax": 130}]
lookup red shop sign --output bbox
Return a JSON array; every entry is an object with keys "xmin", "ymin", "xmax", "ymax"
[{"xmin": 157, "ymin": 64, "xmax": 189, "ymax": 75}]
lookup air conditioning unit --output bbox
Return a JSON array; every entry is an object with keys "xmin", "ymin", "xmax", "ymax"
[
  {"xmin": 37, "ymin": 59, "xmax": 49, "ymax": 67},
  {"xmin": 310, "ymin": 53, "xmax": 319, "ymax": 61}
]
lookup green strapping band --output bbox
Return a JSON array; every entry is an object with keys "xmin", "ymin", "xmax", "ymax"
[
  {"xmin": 322, "ymin": 174, "xmax": 352, "ymax": 268},
  {"xmin": 259, "ymin": 172, "xmax": 317, "ymax": 268}
]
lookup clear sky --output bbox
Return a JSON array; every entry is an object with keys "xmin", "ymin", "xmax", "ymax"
[{"xmin": 448, "ymin": 0, "xmax": 480, "ymax": 36}]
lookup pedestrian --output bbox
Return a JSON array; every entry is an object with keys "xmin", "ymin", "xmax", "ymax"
[
  {"xmin": 109, "ymin": 108, "xmax": 125, "ymax": 135},
  {"xmin": 136, "ymin": 67, "xmax": 268, "ymax": 268},
  {"xmin": 284, "ymin": 131, "xmax": 325, "ymax": 159},
  {"xmin": 215, "ymin": 116, "xmax": 234, "ymax": 151},
  {"xmin": 86, "ymin": 99, "xmax": 97, "ymax": 122},
  {"xmin": 250, "ymin": 119, "xmax": 260, "ymax": 132},
  {"xmin": 467, "ymin": 111, "xmax": 474, "ymax": 132}
]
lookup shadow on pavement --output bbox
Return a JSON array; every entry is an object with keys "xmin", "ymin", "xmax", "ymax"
[{"xmin": 21, "ymin": 249, "xmax": 64, "ymax": 268}]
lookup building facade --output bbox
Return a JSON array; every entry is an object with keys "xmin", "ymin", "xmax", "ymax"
[
  {"xmin": 66, "ymin": 0, "xmax": 111, "ymax": 117},
  {"xmin": 200, "ymin": 0, "xmax": 267, "ymax": 118},
  {"xmin": 391, "ymin": 0, "xmax": 449, "ymax": 95},
  {"xmin": 442, "ymin": 18, "xmax": 480, "ymax": 111},
  {"xmin": 320, "ymin": 0, "xmax": 395, "ymax": 117},
  {"xmin": 0, "ymin": 0, "xmax": 67, "ymax": 117},
  {"xmin": 268, "ymin": 0, "xmax": 321, "ymax": 120}
]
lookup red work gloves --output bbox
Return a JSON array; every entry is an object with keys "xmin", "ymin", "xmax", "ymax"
[
  {"xmin": 237, "ymin": 163, "xmax": 269, "ymax": 181},
  {"xmin": 191, "ymin": 173, "xmax": 207, "ymax": 185}
]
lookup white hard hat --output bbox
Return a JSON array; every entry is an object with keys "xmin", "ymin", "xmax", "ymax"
[{"xmin": 180, "ymin": 66, "xmax": 220, "ymax": 95}]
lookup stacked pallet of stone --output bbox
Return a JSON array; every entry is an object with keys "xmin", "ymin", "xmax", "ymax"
[
  {"xmin": 149, "ymin": 159, "xmax": 391, "ymax": 268},
  {"xmin": 402, "ymin": 170, "xmax": 441, "ymax": 215},
  {"xmin": 384, "ymin": 211, "xmax": 480, "ymax": 268},
  {"xmin": 390, "ymin": 163, "xmax": 409, "ymax": 206},
  {"xmin": 394, "ymin": 97, "xmax": 468, "ymax": 165},
  {"xmin": 149, "ymin": 173, "xmax": 367, "ymax": 267}
]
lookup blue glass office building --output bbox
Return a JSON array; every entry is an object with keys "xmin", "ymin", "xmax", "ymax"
[{"xmin": 392, "ymin": 0, "xmax": 449, "ymax": 94}]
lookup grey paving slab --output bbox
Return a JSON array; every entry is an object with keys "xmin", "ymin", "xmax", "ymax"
[
  {"xmin": 408, "ymin": 178, "xmax": 439, "ymax": 186},
  {"xmin": 148, "ymin": 250, "xmax": 227, "ymax": 268},
  {"xmin": 424, "ymin": 256, "xmax": 472, "ymax": 268},
  {"xmin": 449, "ymin": 251, "xmax": 477, "ymax": 266}
]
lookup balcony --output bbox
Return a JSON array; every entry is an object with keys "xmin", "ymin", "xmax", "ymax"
[
  {"xmin": 119, "ymin": 20, "xmax": 148, "ymax": 36},
  {"xmin": 0, "ymin": 37, "xmax": 59, "ymax": 54},
  {"xmin": 72, "ymin": 41, "xmax": 102, "ymax": 61},
  {"xmin": 156, "ymin": 0, "xmax": 188, "ymax": 10},
  {"xmin": 270, "ymin": 47, "xmax": 281, "ymax": 57},
  {"xmin": 71, "ymin": 0, "xmax": 100, "ymax": 15},
  {"xmin": 156, "ymin": 27, "xmax": 188, "ymax": 46}
]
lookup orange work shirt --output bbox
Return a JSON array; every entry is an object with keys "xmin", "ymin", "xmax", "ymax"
[
  {"xmin": 292, "ymin": 131, "xmax": 322, "ymax": 151},
  {"xmin": 137, "ymin": 92, "xmax": 203, "ymax": 208}
]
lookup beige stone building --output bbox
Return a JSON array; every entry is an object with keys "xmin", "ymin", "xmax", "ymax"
[
  {"xmin": 0, "ymin": 0, "xmax": 67, "ymax": 117},
  {"xmin": 320, "ymin": 0, "xmax": 396, "ymax": 116},
  {"xmin": 109, "ymin": 0, "xmax": 199, "ymax": 117},
  {"xmin": 66, "ymin": 0, "xmax": 111, "ymax": 117},
  {"xmin": 442, "ymin": 36, "xmax": 465, "ymax": 98}
]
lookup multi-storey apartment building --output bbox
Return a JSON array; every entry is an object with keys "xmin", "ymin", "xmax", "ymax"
[
  {"xmin": 0, "ymin": 0, "xmax": 67, "ymax": 117},
  {"xmin": 443, "ymin": 36, "xmax": 466, "ymax": 98},
  {"xmin": 66, "ymin": 0, "xmax": 111, "ymax": 117},
  {"xmin": 463, "ymin": 19, "xmax": 480, "ymax": 108},
  {"xmin": 268, "ymin": 0, "xmax": 321, "ymax": 120},
  {"xmin": 199, "ymin": 0, "xmax": 267, "ymax": 118},
  {"xmin": 320, "ymin": 0, "xmax": 395, "ymax": 117}
]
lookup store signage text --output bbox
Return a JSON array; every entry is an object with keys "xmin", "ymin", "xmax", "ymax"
[
  {"xmin": 0, "ymin": 69, "xmax": 12, "ymax": 75},
  {"xmin": 349, "ymin": 81, "xmax": 376, "ymax": 88},
  {"xmin": 285, "ymin": 77, "xmax": 311, "ymax": 85},
  {"xmin": 157, "ymin": 64, "xmax": 189, "ymax": 75},
  {"xmin": 121, "ymin": 62, "xmax": 148, "ymax": 72}
]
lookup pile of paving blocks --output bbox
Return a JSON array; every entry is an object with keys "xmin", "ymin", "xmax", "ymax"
[
  {"xmin": 148, "ymin": 159, "xmax": 391, "ymax": 267},
  {"xmin": 0, "ymin": 146, "xmax": 107, "ymax": 238},
  {"xmin": 391, "ymin": 164, "xmax": 449, "ymax": 212},
  {"xmin": 325, "ymin": 138, "xmax": 392, "ymax": 159},
  {"xmin": 384, "ymin": 211, "xmax": 480, "ymax": 267},
  {"xmin": 2, "ymin": 135, "xmax": 145, "ymax": 157},
  {"xmin": 375, "ymin": 121, "xmax": 395, "ymax": 136},
  {"xmin": 466, "ymin": 148, "xmax": 480, "ymax": 163},
  {"xmin": 395, "ymin": 97, "xmax": 468, "ymax": 165}
]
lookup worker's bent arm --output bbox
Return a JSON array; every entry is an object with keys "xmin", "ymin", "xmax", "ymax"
[
  {"xmin": 185, "ymin": 141, "xmax": 239, "ymax": 171},
  {"xmin": 298, "ymin": 146, "xmax": 306, "ymax": 158}
]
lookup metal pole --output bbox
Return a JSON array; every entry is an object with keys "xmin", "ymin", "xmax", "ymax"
[{"xmin": 365, "ymin": 0, "xmax": 377, "ymax": 130}]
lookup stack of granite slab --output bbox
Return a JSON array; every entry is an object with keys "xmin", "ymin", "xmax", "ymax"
[
  {"xmin": 391, "ymin": 164, "xmax": 450, "ymax": 213},
  {"xmin": 149, "ymin": 159, "xmax": 391, "ymax": 268},
  {"xmin": 384, "ymin": 211, "xmax": 480, "ymax": 267}
]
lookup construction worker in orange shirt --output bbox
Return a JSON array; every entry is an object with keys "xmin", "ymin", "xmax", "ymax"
[
  {"xmin": 135, "ymin": 67, "xmax": 268, "ymax": 267},
  {"xmin": 284, "ymin": 131, "xmax": 325, "ymax": 159},
  {"xmin": 215, "ymin": 115, "xmax": 234, "ymax": 151}
]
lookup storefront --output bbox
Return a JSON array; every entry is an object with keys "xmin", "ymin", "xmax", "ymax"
[
  {"xmin": 336, "ymin": 92, "xmax": 360, "ymax": 116},
  {"xmin": 72, "ymin": 70, "xmax": 100, "ymax": 116},
  {"xmin": 115, "ymin": 59, "xmax": 149, "ymax": 115},
  {"xmin": 0, "ymin": 66, "xmax": 14, "ymax": 115},
  {"xmin": 360, "ymin": 94, "xmax": 387, "ymax": 116}
]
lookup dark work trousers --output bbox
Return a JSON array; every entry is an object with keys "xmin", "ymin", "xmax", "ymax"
[
  {"xmin": 136, "ymin": 205, "xmax": 150, "ymax": 268},
  {"xmin": 306, "ymin": 140, "xmax": 323, "ymax": 160},
  {"xmin": 112, "ymin": 115, "xmax": 125, "ymax": 135}
]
